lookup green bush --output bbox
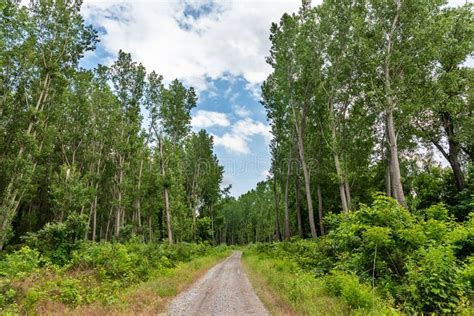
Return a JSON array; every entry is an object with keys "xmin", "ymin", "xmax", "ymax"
[
  {"xmin": 249, "ymin": 195, "xmax": 473, "ymax": 313},
  {"xmin": 22, "ymin": 213, "xmax": 88, "ymax": 265},
  {"xmin": 0, "ymin": 247, "xmax": 41, "ymax": 307},
  {"xmin": 58, "ymin": 278, "xmax": 83, "ymax": 306},
  {"xmin": 0, "ymin": 241, "xmax": 228, "ymax": 312},
  {"xmin": 460, "ymin": 256, "xmax": 474, "ymax": 293},
  {"xmin": 0, "ymin": 246, "xmax": 41, "ymax": 279},
  {"xmin": 403, "ymin": 246, "xmax": 468, "ymax": 313},
  {"xmin": 324, "ymin": 270, "xmax": 374, "ymax": 309}
]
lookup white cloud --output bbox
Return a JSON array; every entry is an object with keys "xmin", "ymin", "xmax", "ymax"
[
  {"xmin": 192, "ymin": 110, "xmax": 230, "ymax": 128},
  {"xmin": 81, "ymin": 0, "xmax": 302, "ymax": 93},
  {"xmin": 213, "ymin": 118, "xmax": 272, "ymax": 154},
  {"xmin": 233, "ymin": 104, "xmax": 251, "ymax": 118},
  {"xmin": 233, "ymin": 118, "xmax": 272, "ymax": 141},
  {"xmin": 213, "ymin": 132, "xmax": 249, "ymax": 154}
]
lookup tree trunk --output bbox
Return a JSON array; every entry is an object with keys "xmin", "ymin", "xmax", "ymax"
[
  {"xmin": 432, "ymin": 112, "xmax": 465, "ymax": 191},
  {"xmin": 330, "ymin": 109, "xmax": 349, "ymax": 213},
  {"xmin": 295, "ymin": 176, "xmax": 304, "ymax": 238},
  {"xmin": 283, "ymin": 153, "xmax": 291, "ymax": 240},
  {"xmin": 115, "ymin": 156, "xmax": 124, "ymax": 239},
  {"xmin": 0, "ymin": 73, "xmax": 51, "ymax": 250},
  {"xmin": 317, "ymin": 182, "xmax": 325, "ymax": 235},
  {"xmin": 136, "ymin": 157, "xmax": 144, "ymax": 229},
  {"xmin": 105, "ymin": 204, "xmax": 113, "ymax": 241},
  {"xmin": 148, "ymin": 215, "xmax": 152, "ymax": 243},
  {"xmin": 292, "ymin": 105, "xmax": 317, "ymax": 238},
  {"xmin": 273, "ymin": 175, "xmax": 282, "ymax": 241},
  {"xmin": 385, "ymin": 164, "xmax": 392, "ymax": 197},
  {"xmin": 384, "ymin": 0, "xmax": 406, "ymax": 207},
  {"xmin": 386, "ymin": 109, "xmax": 406, "ymax": 207},
  {"xmin": 210, "ymin": 205, "xmax": 214, "ymax": 244},
  {"xmin": 92, "ymin": 194, "xmax": 98, "ymax": 242},
  {"xmin": 159, "ymin": 138, "xmax": 173, "ymax": 244},
  {"xmin": 344, "ymin": 180, "xmax": 352, "ymax": 210},
  {"xmin": 334, "ymin": 151, "xmax": 349, "ymax": 213}
]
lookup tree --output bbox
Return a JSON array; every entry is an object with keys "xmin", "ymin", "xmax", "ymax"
[
  {"xmin": 0, "ymin": 0, "xmax": 97, "ymax": 249},
  {"xmin": 414, "ymin": 4, "xmax": 473, "ymax": 192}
]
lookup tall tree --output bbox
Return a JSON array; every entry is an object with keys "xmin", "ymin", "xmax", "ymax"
[{"xmin": 0, "ymin": 0, "xmax": 97, "ymax": 249}]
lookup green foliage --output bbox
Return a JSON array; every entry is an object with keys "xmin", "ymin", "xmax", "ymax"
[
  {"xmin": 0, "ymin": 246, "xmax": 40, "ymax": 279},
  {"xmin": 58, "ymin": 278, "xmax": 83, "ymax": 306},
  {"xmin": 323, "ymin": 271, "xmax": 374, "ymax": 309},
  {"xmin": 460, "ymin": 257, "xmax": 474, "ymax": 293},
  {"xmin": 0, "ymin": 246, "xmax": 41, "ymax": 307},
  {"xmin": 22, "ymin": 214, "xmax": 88, "ymax": 265},
  {"xmin": 196, "ymin": 217, "xmax": 212, "ymax": 241},
  {"xmin": 0, "ymin": 242, "xmax": 228, "ymax": 312},
  {"xmin": 403, "ymin": 246, "xmax": 467, "ymax": 313},
  {"xmin": 247, "ymin": 195, "xmax": 472, "ymax": 313}
]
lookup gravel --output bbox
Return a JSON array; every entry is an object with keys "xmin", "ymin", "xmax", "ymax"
[{"xmin": 167, "ymin": 251, "xmax": 268, "ymax": 316}]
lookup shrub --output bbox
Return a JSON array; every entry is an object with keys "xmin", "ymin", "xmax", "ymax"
[
  {"xmin": 324, "ymin": 270, "xmax": 373, "ymax": 309},
  {"xmin": 0, "ymin": 247, "xmax": 41, "ymax": 307},
  {"xmin": 460, "ymin": 257, "xmax": 474, "ymax": 293},
  {"xmin": 402, "ymin": 245, "xmax": 468, "ymax": 313},
  {"xmin": 0, "ymin": 246, "xmax": 41, "ymax": 279},
  {"xmin": 22, "ymin": 214, "xmax": 88, "ymax": 265},
  {"xmin": 248, "ymin": 195, "xmax": 473, "ymax": 313},
  {"xmin": 58, "ymin": 278, "xmax": 83, "ymax": 306}
]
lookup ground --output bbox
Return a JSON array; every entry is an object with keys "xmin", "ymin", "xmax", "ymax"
[{"xmin": 167, "ymin": 251, "xmax": 268, "ymax": 316}]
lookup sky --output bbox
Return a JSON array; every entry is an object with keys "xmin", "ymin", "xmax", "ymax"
[{"xmin": 78, "ymin": 0, "xmax": 470, "ymax": 197}]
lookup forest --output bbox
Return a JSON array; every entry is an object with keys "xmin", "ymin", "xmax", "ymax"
[{"xmin": 1, "ymin": 0, "xmax": 473, "ymax": 314}]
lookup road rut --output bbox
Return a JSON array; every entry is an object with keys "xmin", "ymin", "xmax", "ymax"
[{"xmin": 167, "ymin": 251, "xmax": 268, "ymax": 316}]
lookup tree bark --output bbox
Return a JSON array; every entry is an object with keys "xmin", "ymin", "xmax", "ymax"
[
  {"xmin": 283, "ymin": 154, "xmax": 291, "ymax": 240},
  {"xmin": 431, "ymin": 112, "xmax": 465, "ymax": 191},
  {"xmin": 273, "ymin": 175, "xmax": 282, "ymax": 241},
  {"xmin": 92, "ymin": 194, "xmax": 98, "ymax": 242},
  {"xmin": 0, "ymin": 73, "xmax": 51, "ymax": 250},
  {"xmin": 115, "ymin": 154, "xmax": 125, "ymax": 239},
  {"xmin": 292, "ymin": 105, "xmax": 317, "ymax": 238},
  {"xmin": 159, "ymin": 138, "xmax": 173, "ymax": 244},
  {"xmin": 384, "ymin": 0, "xmax": 406, "ymax": 207},
  {"xmin": 386, "ymin": 109, "xmax": 406, "ymax": 207},
  {"xmin": 334, "ymin": 151, "xmax": 349, "ymax": 213},
  {"xmin": 330, "ymin": 100, "xmax": 349, "ymax": 213},
  {"xmin": 135, "ymin": 156, "xmax": 144, "ymax": 229},
  {"xmin": 148, "ymin": 215, "xmax": 152, "ymax": 243},
  {"xmin": 385, "ymin": 163, "xmax": 392, "ymax": 197},
  {"xmin": 317, "ymin": 182, "xmax": 325, "ymax": 235},
  {"xmin": 344, "ymin": 180, "xmax": 352, "ymax": 210},
  {"xmin": 295, "ymin": 176, "xmax": 304, "ymax": 238}
]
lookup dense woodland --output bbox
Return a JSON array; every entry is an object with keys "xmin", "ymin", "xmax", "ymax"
[
  {"xmin": 221, "ymin": 0, "xmax": 474, "ymax": 243},
  {"xmin": 1, "ymin": 0, "xmax": 227, "ymax": 250},
  {"xmin": 1, "ymin": 0, "xmax": 474, "ymax": 314}
]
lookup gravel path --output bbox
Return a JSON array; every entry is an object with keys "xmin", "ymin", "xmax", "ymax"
[{"xmin": 167, "ymin": 251, "xmax": 268, "ymax": 316}]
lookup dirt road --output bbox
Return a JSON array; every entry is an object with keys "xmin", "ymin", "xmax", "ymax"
[{"xmin": 167, "ymin": 251, "xmax": 268, "ymax": 316}]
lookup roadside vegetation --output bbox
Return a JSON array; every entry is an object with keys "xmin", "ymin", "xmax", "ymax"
[
  {"xmin": 243, "ymin": 195, "xmax": 473, "ymax": 314},
  {"xmin": 0, "ymin": 224, "xmax": 229, "ymax": 314}
]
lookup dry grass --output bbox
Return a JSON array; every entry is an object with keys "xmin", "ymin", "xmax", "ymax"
[
  {"xmin": 64, "ymin": 250, "xmax": 231, "ymax": 316},
  {"xmin": 242, "ymin": 252, "xmax": 349, "ymax": 316},
  {"xmin": 242, "ymin": 256, "xmax": 297, "ymax": 316}
]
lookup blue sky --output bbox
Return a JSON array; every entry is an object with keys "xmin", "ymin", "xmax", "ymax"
[{"xmin": 79, "ymin": 0, "xmax": 301, "ymax": 196}]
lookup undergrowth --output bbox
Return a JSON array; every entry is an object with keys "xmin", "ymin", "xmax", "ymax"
[
  {"xmin": 244, "ymin": 195, "xmax": 473, "ymax": 314},
  {"xmin": 0, "ymin": 241, "xmax": 229, "ymax": 314}
]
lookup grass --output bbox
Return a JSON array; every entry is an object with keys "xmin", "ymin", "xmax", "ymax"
[
  {"xmin": 242, "ymin": 250, "xmax": 398, "ymax": 316},
  {"xmin": 8, "ymin": 249, "xmax": 231, "ymax": 315},
  {"xmin": 111, "ymin": 250, "xmax": 231, "ymax": 314}
]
